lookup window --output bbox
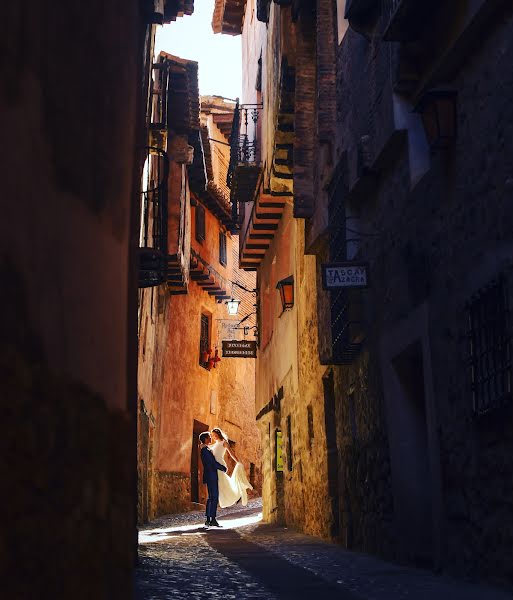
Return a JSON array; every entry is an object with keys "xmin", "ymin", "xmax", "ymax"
[
  {"xmin": 275, "ymin": 429, "xmax": 283, "ymax": 472},
  {"xmin": 307, "ymin": 405, "xmax": 314, "ymax": 450},
  {"xmin": 199, "ymin": 313, "xmax": 210, "ymax": 367},
  {"xmin": 195, "ymin": 204, "xmax": 205, "ymax": 243},
  {"xmin": 219, "ymin": 231, "xmax": 227, "ymax": 266},
  {"xmin": 467, "ymin": 275, "xmax": 512, "ymax": 415},
  {"xmin": 286, "ymin": 415, "xmax": 293, "ymax": 471}
]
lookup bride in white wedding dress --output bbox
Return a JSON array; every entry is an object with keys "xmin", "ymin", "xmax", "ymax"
[{"xmin": 209, "ymin": 428, "xmax": 253, "ymax": 508}]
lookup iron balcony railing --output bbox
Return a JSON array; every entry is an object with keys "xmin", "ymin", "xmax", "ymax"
[
  {"xmin": 327, "ymin": 174, "xmax": 366, "ymax": 364},
  {"xmin": 138, "ymin": 146, "xmax": 169, "ymax": 288},
  {"xmin": 226, "ymin": 101, "xmax": 263, "ymax": 189}
]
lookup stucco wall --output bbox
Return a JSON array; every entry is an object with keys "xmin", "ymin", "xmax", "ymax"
[
  {"xmin": 1, "ymin": 1, "xmax": 144, "ymax": 596},
  {"xmin": 138, "ymin": 188, "xmax": 260, "ymax": 518}
]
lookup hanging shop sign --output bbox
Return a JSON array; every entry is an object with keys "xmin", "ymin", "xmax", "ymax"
[
  {"xmin": 321, "ymin": 262, "xmax": 369, "ymax": 289},
  {"xmin": 221, "ymin": 339, "xmax": 257, "ymax": 358},
  {"xmin": 275, "ymin": 430, "xmax": 283, "ymax": 472}
]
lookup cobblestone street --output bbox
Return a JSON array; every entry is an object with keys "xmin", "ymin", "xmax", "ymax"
[{"xmin": 136, "ymin": 500, "xmax": 513, "ymax": 600}]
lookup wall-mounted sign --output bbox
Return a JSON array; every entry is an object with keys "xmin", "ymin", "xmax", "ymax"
[
  {"xmin": 217, "ymin": 319, "xmax": 241, "ymax": 341},
  {"xmin": 275, "ymin": 430, "xmax": 283, "ymax": 472},
  {"xmin": 321, "ymin": 262, "xmax": 369, "ymax": 289},
  {"xmin": 222, "ymin": 340, "xmax": 257, "ymax": 358}
]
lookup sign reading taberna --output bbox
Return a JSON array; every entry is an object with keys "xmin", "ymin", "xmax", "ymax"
[
  {"xmin": 222, "ymin": 340, "xmax": 257, "ymax": 358},
  {"xmin": 321, "ymin": 262, "xmax": 369, "ymax": 289}
]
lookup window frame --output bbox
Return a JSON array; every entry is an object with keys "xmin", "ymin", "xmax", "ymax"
[
  {"xmin": 286, "ymin": 415, "xmax": 293, "ymax": 471},
  {"xmin": 307, "ymin": 405, "xmax": 314, "ymax": 450},
  {"xmin": 199, "ymin": 313, "xmax": 211, "ymax": 368},
  {"xmin": 219, "ymin": 230, "xmax": 227, "ymax": 266},
  {"xmin": 195, "ymin": 204, "xmax": 205, "ymax": 243}
]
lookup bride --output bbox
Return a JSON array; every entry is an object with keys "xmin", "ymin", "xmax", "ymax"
[{"xmin": 209, "ymin": 428, "xmax": 253, "ymax": 508}]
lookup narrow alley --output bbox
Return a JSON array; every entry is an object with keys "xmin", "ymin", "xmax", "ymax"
[
  {"xmin": 3, "ymin": 0, "xmax": 513, "ymax": 598},
  {"xmin": 136, "ymin": 500, "xmax": 511, "ymax": 600}
]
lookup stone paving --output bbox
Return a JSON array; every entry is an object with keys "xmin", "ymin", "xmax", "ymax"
[{"xmin": 136, "ymin": 500, "xmax": 513, "ymax": 600}]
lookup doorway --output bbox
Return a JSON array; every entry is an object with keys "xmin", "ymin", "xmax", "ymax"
[
  {"xmin": 191, "ymin": 419, "xmax": 209, "ymax": 503},
  {"xmin": 380, "ymin": 303, "xmax": 443, "ymax": 568},
  {"xmin": 392, "ymin": 341, "xmax": 433, "ymax": 564}
]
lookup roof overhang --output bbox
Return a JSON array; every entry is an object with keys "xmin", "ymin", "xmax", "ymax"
[{"xmin": 159, "ymin": 52, "xmax": 200, "ymax": 135}]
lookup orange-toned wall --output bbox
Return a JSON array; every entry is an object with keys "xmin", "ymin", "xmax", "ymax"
[{"xmin": 139, "ymin": 191, "xmax": 260, "ymax": 517}]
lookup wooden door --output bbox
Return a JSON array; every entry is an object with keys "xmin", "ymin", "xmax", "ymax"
[{"xmin": 191, "ymin": 420, "xmax": 209, "ymax": 503}]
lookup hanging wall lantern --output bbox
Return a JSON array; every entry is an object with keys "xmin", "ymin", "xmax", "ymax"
[
  {"xmin": 276, "ymin": 276, "xmax": 294, "ymax": 312},
  {"xmin": 415, "ymin": 89, "xmax": 457, "ymax": 150},
  {"xmin": 226, "ymin": 298, "xmax": 241, "ymax": 315}
]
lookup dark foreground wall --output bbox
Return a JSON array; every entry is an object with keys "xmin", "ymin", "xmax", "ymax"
[
  {"xmin": 0, "ymin": 2, "xmax": 144, "ymax": 597},
  {"xmin": 328, "ymin": 2, "xmax": 513, "ymax": 585}
]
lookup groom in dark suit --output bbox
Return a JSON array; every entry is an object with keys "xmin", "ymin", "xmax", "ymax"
[{"xmin": 199, "ymin": 432, "xmax": 227, "ymax": 528}]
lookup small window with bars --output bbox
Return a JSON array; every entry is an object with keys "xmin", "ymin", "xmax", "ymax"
[
  {"xmin": 195, "ymin": 204, "xmax": 205, "ymax": 243},
  {"xmin": 307, "ymin": 405, "xmax": 314, "ymax": 450},
  {"xmin": 199, "ymin": 313, "xmax": 210, "ymax": 367},
  {"xmin": 219, "ymin": 231, "xmax": 227, "ymax": 266},
  {"xmin": 467, "ymin": 275, "xmax": 512, "ymax": 415},
  {"xmin": 286, "ymin": 415, "xmax": 293, "ymax": 471}
]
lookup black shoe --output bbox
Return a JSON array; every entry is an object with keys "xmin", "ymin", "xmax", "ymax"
[
  {"xmin": 209, "ymin": 518, "xmax": 222, "ymax": 527},
  {"xmin": 204, "ymin": 519, "xmax": 210, "ymax": 527}
]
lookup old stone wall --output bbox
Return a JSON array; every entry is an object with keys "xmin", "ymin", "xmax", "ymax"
[
  {"xmin": 332, "ymin": 354, "xmax": 395, "ymax": 558},
  {"xmin": 155, "ymin": 471, "xmax": 191, "ymax": 515},
  {"xmin": 255, "ymin": 202, "xmax": 336, "ymax": 538},
  {"xmin": 328, "ymin": 2, "xmax": 513, "ymax": 584}
]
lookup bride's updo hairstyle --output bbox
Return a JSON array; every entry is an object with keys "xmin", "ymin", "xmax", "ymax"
[{"xmin": 212, "ymin": 428, "xmax": 228, "ymax": 443}]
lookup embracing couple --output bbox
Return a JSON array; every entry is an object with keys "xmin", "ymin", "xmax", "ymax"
[{"xmin": 199, "ymin": 427, "xmax": 253, "ymax": 528}]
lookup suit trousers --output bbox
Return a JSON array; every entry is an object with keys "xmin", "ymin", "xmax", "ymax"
[{"xmin": 205, "ymin": 478, "xmax": 219, "ymax": 519}]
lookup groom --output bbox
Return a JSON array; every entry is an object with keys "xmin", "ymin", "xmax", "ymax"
[{"xmin": 199, "ymin": 431, "xmax": 227, "ymax": 528}]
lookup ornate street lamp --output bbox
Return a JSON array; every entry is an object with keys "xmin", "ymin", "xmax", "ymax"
[
  {"xmin": 226, "ymin": 298, "xmax": 241, "ymax": 315},
  {"xmin": 276, "ymin": 276, "xmax": 294, "ymax": 312},
  {"xmin": 415, "ymin": 89, "xmax": 457, "ymax": 150}
]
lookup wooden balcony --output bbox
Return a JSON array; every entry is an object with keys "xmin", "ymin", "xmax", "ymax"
[
  {"xmin": 212, "ymin": 0, "xmax": 247, "ymax": 36},
  {"xmin": 188, "ymin": 250, "xmax": 231, "ymax": 300},
  {"xmin": 239, "ymin": 194, "xmax": 286, "ymax": 270}
]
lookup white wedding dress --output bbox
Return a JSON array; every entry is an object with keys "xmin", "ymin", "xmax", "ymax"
[{"xmin": 209, "ymin": 440, "xmax": 253, "ymax": 508}]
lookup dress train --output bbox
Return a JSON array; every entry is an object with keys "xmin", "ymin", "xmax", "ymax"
[{"xmin": 210, "ymin": 441, "xmax": 253, "ymax": 508}]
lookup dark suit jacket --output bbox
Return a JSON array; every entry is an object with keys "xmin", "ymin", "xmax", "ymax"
[{"xmin": 201, "ymin": 446, "xmax": 227, "ymax": 483}]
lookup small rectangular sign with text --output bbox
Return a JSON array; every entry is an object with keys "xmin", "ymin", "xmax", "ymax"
[
  {"xmin": 321, "ymin": 262, "xmax": 369, "ymax": 289},
  {"xmin": 221, "ymin": 339, "xmax": 257, "ymax": 358}
]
